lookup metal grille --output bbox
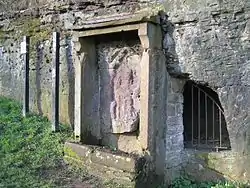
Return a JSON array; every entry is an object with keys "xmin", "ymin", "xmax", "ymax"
[{"xmin": 184, "ymin": 82, "xmax": 231, "ymax": 151}]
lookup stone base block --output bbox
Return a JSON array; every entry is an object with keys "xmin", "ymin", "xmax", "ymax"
[
  {"xmin": 64, "ymin": 142, "xmax": 146, "ymax": 187},
  {"xmin": 184, "ymin": 150, "xmax": 250, "ymax": 183}
]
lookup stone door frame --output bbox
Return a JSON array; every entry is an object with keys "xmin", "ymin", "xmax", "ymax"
[{"xmin": 72, "ymin": 22, "xmax": 163, "ymax": 152}]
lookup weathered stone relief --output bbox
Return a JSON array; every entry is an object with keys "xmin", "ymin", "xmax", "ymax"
[{"xmin": 97, "ymin": 40, "xmax": 142, "ymax": 134}]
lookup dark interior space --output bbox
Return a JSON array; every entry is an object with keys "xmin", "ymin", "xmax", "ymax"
[
  {"xmin": 183, "ymin": 81, "xmax": 231, "ymax": 151},
  {"xmin": 94, "ymin": 30, "xmax": 140, "ymax": 44}
]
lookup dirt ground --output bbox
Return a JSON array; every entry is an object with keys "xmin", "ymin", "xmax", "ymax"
[{"xmin": 40, "ymin": 161, "xmax": 124, "ymax": 188}]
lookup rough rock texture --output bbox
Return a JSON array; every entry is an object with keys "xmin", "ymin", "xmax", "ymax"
[
  {"xmin": 0, "ymin": 31, "xmax": 75, "ymax": 125},
  {"xmin": 0, "ymin": 39, "xmax": 23, "ymax": 101},
  {"xmin": 163, "ymin": 0, "xmax": 250, "ymax": 152},
  {"xmin": 64, "ymin": 142, "xmax": 139, "ymax": 187},
  {"xmin": 64, "ymin": 141, "xmax": 161, "ymax": 188},
  {"xmin": 0, "ymin": 0, "xmax": 152, "ymax": 126},
  {"xmin": 162, "ymin": 0, "xmax": 250, "ymax": 182},
  {"xmin": 164, "ymin": 74, "xmax": 186, "ymax": 181},
  {"xmin": 1, "ymin": 0, "xmax": 250, "ymax": 183},
  {"xmin": 98, "ymin": 40, "xmax": 142, "ymax": 133},
  {"xmin": 185, "ymin": 150, "xmax": 250, "ymax": 182}
]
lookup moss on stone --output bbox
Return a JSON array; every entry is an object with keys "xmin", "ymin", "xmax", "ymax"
[
  {"xmin": 64, "ymin": 145, "xmax": 81, "ymax": 160},
  {"xmin": 18, "ymin": 18, "xmax": 52, "ymax": 59},
  {"xmin": 2, "ymin": 17, "xmax": 53, "ymax": 58},
  {"xmin": 206, "ymin": 154, "xmax": 218, "ymax": 169},
  {"xmin": 195, "ymin": 152, "xmax": 218, "ymax": 169},
  {"xmin": 0, "ymin": 29, "xmax": 13, "ymax": 43},
  {"xmin": 196, "ymin": 152, "xmax": 208, "ymax": 160}
]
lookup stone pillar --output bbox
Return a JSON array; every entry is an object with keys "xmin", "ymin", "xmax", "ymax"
[
  {"xmin": 138, "ymin": 23, "xmax": 163, "ymax": 153},
  {"xmin": 73, "ymin": 36, "xmax": 100, "ymax": 143},
  {"xmin": 72, "ymin": 36, "xmax": 85, "ymax": 141}
]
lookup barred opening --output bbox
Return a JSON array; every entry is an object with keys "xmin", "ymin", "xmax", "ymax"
[{"xmin": 183, "ymin": 81, "xmax": 231, "ymax": 151}]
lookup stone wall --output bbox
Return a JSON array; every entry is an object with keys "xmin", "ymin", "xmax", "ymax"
[
  {"xmin": 0, "ymin": 0, "xmax": 152, "ymax": 126},
  {"xmin": 0, "ymin": 0, "xmax": 166, "ymax": 158},
  {"xmin": 165, "ymin": 74, "xmax": 186, "ymax": 181},
  {"xmin": 1, "ymin": 0, "xmax": 250, "ymax": 183},
  {"xmin": 163, "ymin": 0, "xmax": 250, "ymax": 153},
  {"xmin": 162, "ymin": 0, "xmax": 250, "ymax": 182},
  {"xmin": 0, "ymin": 21, "xmax": 74, "ymax": 125}
]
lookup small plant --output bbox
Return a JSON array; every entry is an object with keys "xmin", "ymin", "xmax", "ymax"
[
  {"xmin": 169, "ymin": 176, "xmax": 249, "ymax": 188},
  {"xmin": 169, "ymin": 176, "xmax": 197, "ymax": 188}
]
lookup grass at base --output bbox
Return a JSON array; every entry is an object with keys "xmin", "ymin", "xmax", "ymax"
[
  {"xmin": 0, "ymin": 97, "xmax": 72, "ymax": 187},
  {"xmin": 0, "ymin": 97, "xmax": 248, "ymax": 188}
]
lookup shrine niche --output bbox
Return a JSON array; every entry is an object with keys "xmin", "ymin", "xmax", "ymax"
[
  {"xmin": 97, "ymin": 34, "xmax": 141, "ymax": 134},
  {"xmin": 72, "ymin": 16, "xmax": 165, "ymax": 160}
]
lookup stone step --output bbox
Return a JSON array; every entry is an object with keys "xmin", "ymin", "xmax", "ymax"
[{"xmin": 64, "ymin": 141, "xmax": 146, "ymax": 187}]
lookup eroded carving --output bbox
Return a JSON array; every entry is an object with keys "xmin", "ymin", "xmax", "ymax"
[{"xmin": 98, "ymin": 40, "xmax": 142, "ymax": 133}]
